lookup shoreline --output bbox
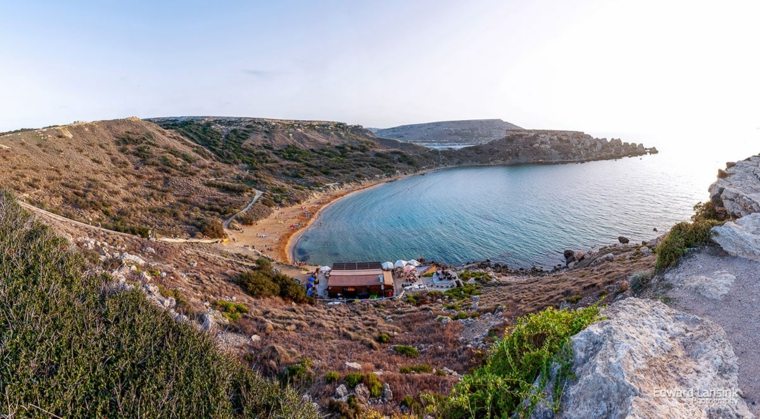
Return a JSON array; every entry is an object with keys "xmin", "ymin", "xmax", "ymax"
[
  {"xmin": 227, "ymin": 152, "xmax": 660, "ymax": 269},
  {"xmin": 225, "ymin": 170, "xmax": 427, "ymax": 268},
  {"xmin": 283, "ymin": 180, "xmax": 388, "ymax": 265}
]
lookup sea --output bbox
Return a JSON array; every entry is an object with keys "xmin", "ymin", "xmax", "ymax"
[{"xmin": 294, "ymin": 145, "xmax": 757, "ymax": 268}]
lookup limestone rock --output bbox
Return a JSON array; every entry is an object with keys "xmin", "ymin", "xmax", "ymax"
[
  {"xmin": 553, "ymin": 298, "xmax": 751, "ymax": 418},
  {"xmin": 334, "ymin": 384, "xmax": 348, "ymax": 401},
  {"xmin": 712, "ymin": 213, "xmax": 760, "ymax": 262},
  {"xmin": 382, "ymin": 383, "xmax": 393, "ymax": 402},
  {"xmin": 345, "ymin": 361, "xmax": 362, "ymax": 370},
  {"xmin": 354, "ymin": 383, "xmax": 370, "ymax": 404},
  {"xmin": 709, "ymin": 155, "xmax": 760, "ymax": 218}
]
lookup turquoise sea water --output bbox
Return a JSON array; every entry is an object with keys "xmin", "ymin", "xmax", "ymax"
[{"xmin": 293, "ymin": 150, "xmax": 750, "ymax": 268}]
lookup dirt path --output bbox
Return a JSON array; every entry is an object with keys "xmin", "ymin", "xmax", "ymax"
[
  {"xmin": 660, "ymin": 247, "xmax": 760, "ymax": 413},
  {"xmin": 223, "ymin": 189, "xmax": 263, "ymax": 229}
]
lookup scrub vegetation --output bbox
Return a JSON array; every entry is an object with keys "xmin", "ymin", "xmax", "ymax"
[
  {"xmin": 438, "ymin": 305, "xmax": 602, "ymax": 418},
  {"xmin": 0, "ymin": 192, "xmax": 315, "ymax": 418}
]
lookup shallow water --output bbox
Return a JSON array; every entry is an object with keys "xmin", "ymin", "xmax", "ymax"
[{"xmin": 294, "ymin": 150, "xmax": 748, "ymax": 268}]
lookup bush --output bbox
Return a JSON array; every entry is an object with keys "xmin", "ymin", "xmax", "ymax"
[
  {"xmin": 198, "ymin": 218, "xmax": 226, "ymax": 239},
  {"xmin": 440, "ymin": 305, "xmax": 602, "ymax": 418},
  {"xmin": 375, "ymin": 332, "xmax": 391, "ymax": 344},
  {"xmin": 281, "ymin": 358, "xmax": 313, "ymax": 386},
  {"xmin": 0, "ymin": 191, "xmax": 316, "ymax": 418},
  {"xmin": 238, "ymin": 258, "xmax": 308, "ymax": 303},
  {"xmin": 459, "ymin": 270, "xmax": 492, "ymax": 283},
  {"xmin": 393, "ymin": 345, "xmax": 420, "ymax": 358},
  {"xmin": 399, "ymin": 364, "xmax": 433, "ymax": 374},
  {"xmin": 655, "ymin": 219, "xmax": 721, "ymax": 271},
  {"xmin": 213, "ymin": 300, "xmax": 249, "ymax": 321},
  {"xmin": 364, "ymin": 372, "xmax": 383, "ymax": 398},
  {"xmin": 342, "ymin": 372, "xmax": 382, "ymax": 397},
  {"xmin": 344, "ymin": 372, "xmax": 364, "ymax": 388},
  {"xmin": 445, "ymin": 283, "xmax": 481, "ymax": 300},
  {"xmin": 324, "ymin": 371, "xmax": 341, "ymax": 383}
]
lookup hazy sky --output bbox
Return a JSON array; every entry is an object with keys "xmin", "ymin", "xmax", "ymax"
[{"xmin": 1, "ymin": 0, "xmax": 758, "ymax": 156}]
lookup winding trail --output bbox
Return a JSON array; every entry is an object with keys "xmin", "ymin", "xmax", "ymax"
[
  {"xmin": 223, "ymin": 189, "xmax": 263, "ymax": 229},
  {"xmin": 18, "ymin": 188, "xmax": 263, "ymax": 244}
]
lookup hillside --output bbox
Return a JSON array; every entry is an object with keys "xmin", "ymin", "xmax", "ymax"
[
  {"xmin": 0, "ymin": 117, "xmax": 435, "ymax": 239},
  {"xmin": 373, "ymin": 119, "xmax": 522, "ymax": 147},
  {"xmin": 442, "ymin": 129, "xmax": 656, "ymax": 165},
  {"xmin": 0, "ymin": 191, "xmax": 315, "ymax": 418}
]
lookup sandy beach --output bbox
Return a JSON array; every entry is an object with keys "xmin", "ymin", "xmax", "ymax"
[{"xmin": 224, "ymin": 178, "xmax": 390, "ymax": 267}]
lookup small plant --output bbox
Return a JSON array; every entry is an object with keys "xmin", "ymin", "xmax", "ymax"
[
  {"xmin": 364, "ymin": 372, "xmax": 383, "ymax": 398},
  {"xmin": 629, "ymin": 270, "xmax": 654, "ymax": 294},
  {"xmin": 393, "ymin": 345, "xmax": 420, "ymax": 358},
  {"xmin": 439, "ymin": 305, "xmax": 602, "ymax": 418},
  {"xmin": 445, "ymin": 283, "xmax": 481, "ymax": 300},
  {"xmin": 281, "ymin": 358, "xmax": 313, "ymax": 386},
  {"xmin": 344, "ymin": 372, "xmax": 364, "ymax": 388},
  {"xmin": 324, "ymin": 370, "xmax": 340, "ymax": 383},
  {"xmin": 213, "ymin": 300, "xmax": 248, "ymax": 321},
  {"xmin": 400, "ymin": 364, "xmax": 433, "ymax": 374},
  {"xmin": 375, "ymin": 332, "xmax": 391, "ymax": 344},
  {"xmin": 655, "ymin": 219, "xmax": 721, "ymax": 271},
  {"xmin": 459, "ymin": 270, "xmax": 492, "ymax": 283}
]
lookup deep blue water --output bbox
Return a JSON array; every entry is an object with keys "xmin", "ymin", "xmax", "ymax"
[{"xmin": 293, "ymin": 151, "xmax": 738, "ymax": 268}]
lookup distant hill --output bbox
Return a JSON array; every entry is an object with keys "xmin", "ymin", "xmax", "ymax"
[{"xmin": 372, "ymin": 119, "xmax": 522, "ymax": 148}]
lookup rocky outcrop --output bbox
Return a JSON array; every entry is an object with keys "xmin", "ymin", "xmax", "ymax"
[
  {"xmin": 709, "ymin": 155, "xmax": 760, "ymax": 218},
  {"xmin": 542, "ymin": 298, "xmax": 751, "ymax": 418},
  {"xmin": 444, "ymin": 130, "xmax": 656, "ymax": 166},
  {"xmin": 712, "ymin": 213, "xmax": 760, "ymax": 262}
]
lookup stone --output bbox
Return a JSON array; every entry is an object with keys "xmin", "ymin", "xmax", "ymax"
[
  {"xmin": 354, "ymin": 383, "xmax": 370, "ymax": 404},
  {"xmin": 538, "ymin": 298, "xmax": 751, "ymax": 418},
  {"xmin": 712, "ymin": 213, "xmax": 760, "ymax": 262},
  {"xmin": 334, "ymin": 384, "xmax": 348, "ymax": 401},
  {"xmin": 681, "ymin": 271, "xmax": 735, "ymax": 300},
  {"xmin": 709, "ymin": 155, "xmax": 760, "ymax": 218},
  {"xmin": 345, "ymin": 361, "xmax": 362, "ymax": 370},
  {"xmin": 120, "ymin": 253, "xmax": 146, "ymax": 266},
  {"xmin": 200, "ymin": 313, "xmax": 215, "ymax": 331},
  {"xmin": 382, "ymin": 383, "xmax": 393, "ymax": 402},
  {"xmin": 639, "ymin": 246, "xmax": 652, "ymax": 256},
  {"xmin": 617, "ymin": 236, "xmax": 630, "ymax": 244},
  {"xmin": 563, "ymin": 250, "xmax": 576, "ymax": 265},
  {"xmin": 250, "ymin": 334, "xmax": 261, "ymax": 343}
]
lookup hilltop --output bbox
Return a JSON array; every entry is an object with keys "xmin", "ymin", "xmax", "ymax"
[{"xmin": 372, "ymin": 118, "xmax": 522, "ymax": 147}]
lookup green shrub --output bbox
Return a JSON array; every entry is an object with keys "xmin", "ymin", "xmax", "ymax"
[
  {"xmin": 324, "ymin": 371, "xmax": 341, "ymax": 383},
  {"xmin": 281, "ymin": 358, "xmax": 313, "ymax": 386},
  {"xmin": 375, "ymin": 332, "xmax": 391, "ymax": 344},
  {"xmin": 629, "ymin": 270, "xmax": 655, "ymax": 294},
  {"xmin": 459, "ymin": 270, "xmax": 492, "ymax": 283},
  {"xmin": 393, "ymin": 345, "xmax": 420, "ymax": 358},
  {"xmin": 238, "ymin": 258, "xmax": 308, "ymax": 303},
  {"xmin": 440, "ymin": 305, "xmax": 602, "ymax": 418},
  {"xmin": 0, "ymin": 191, "xmax": 316, "ymax": 418},
  {"xmin": 198, "ymin": 218, "xmax": 226, "ymax": 239},
  {"xmin": 400, "ymin": 364, "xmax": 433, "ymax": 374},
  {"xmin": 344, "ymin": 372, "xmax": 364, "ymax": 388},
  {"xmin": 445, "ymin": 283, "xmax": 481, "ymax": 300},
  {"xmin": 213, "ymin": 300, "xmax": 249, "ymax": 322},
  {"xmin": 655, "ymin": 219, "xmax": 721, "ymax": 271},
  {"xmin": 364, "ymin": 372, "xmax": 383, "ymax": 398}
]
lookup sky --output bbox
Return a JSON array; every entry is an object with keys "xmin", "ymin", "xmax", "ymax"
[{"xmin": 1, "ymin": 0, "xmax": 759, "ymax": 159}]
